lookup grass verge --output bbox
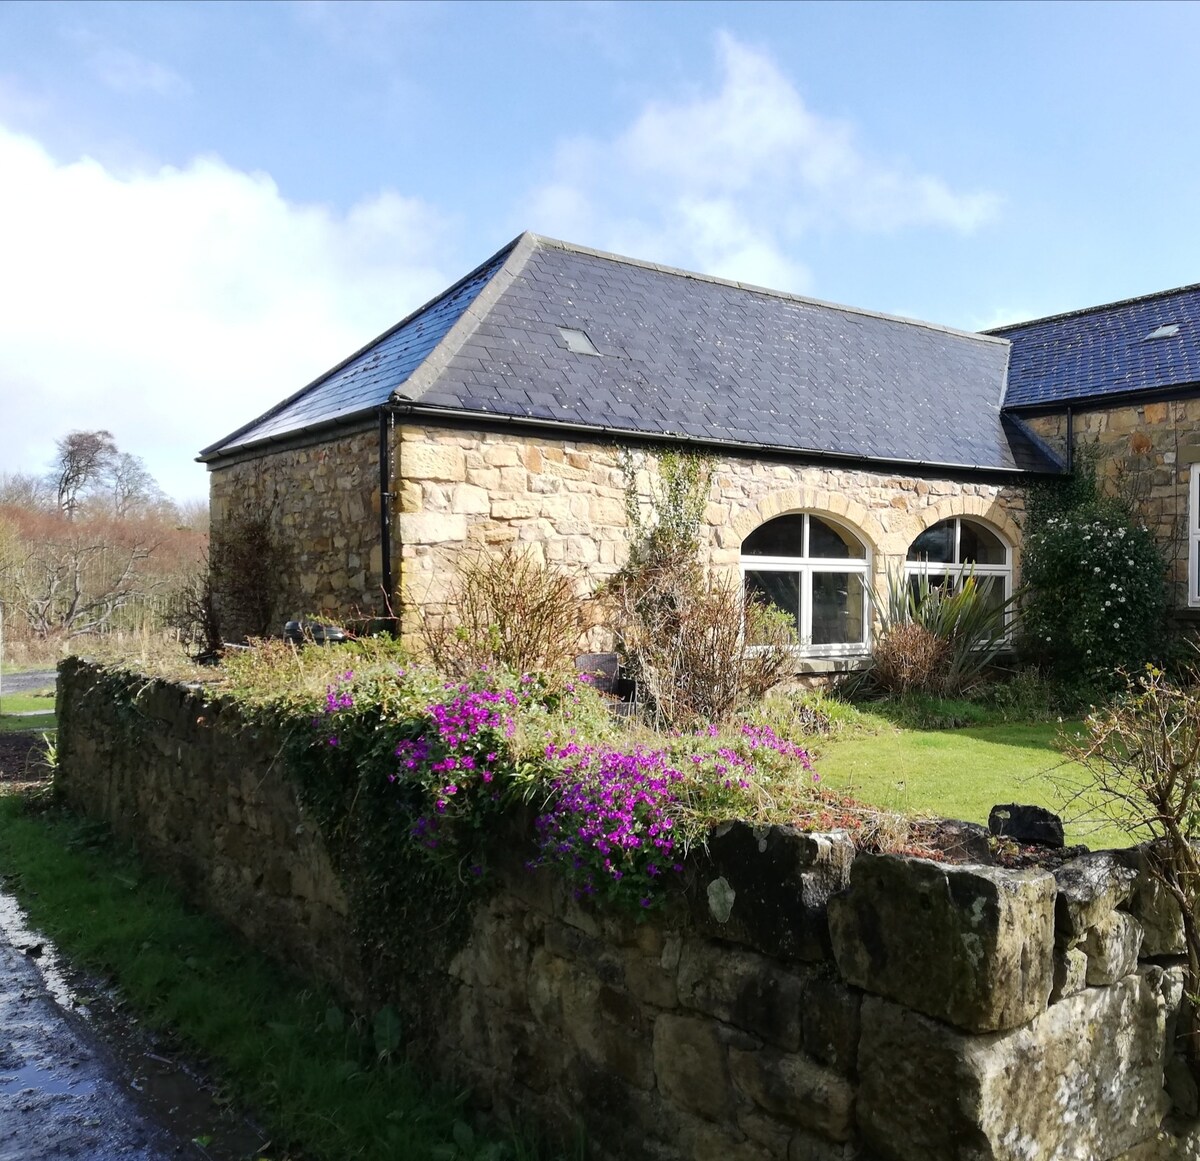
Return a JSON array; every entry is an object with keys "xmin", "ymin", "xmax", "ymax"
[
  {"xmin": 0, "ymin": 689, "xmax": 56, "ymax": 720},
  {"xmin": 811, "ymin": 718, "xmax": 1133, "ymax": 849},
  {"xmin": 0, "ymin": 793, "xmax": 569, "ymax": 1161}
]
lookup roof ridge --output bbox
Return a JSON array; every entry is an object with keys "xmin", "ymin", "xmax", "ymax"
[
  {"xmin": 395, "ymin": 232, "xmax": 539, "ymax": 404},
  {"xmin": 197, "ymin": 234, "xmax": 524, "ymax": 460},
  {"xmin": 521, "ymin": 232, "xmax": 1010, "ymax": 348},
  {"xmin": 985, "ymin": 281, "xmax": 1200, "ymax": 334}
]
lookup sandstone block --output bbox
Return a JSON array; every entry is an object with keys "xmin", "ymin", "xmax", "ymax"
[
  {"xmin": 398, "ymin": 512, "xmax": 466, "ymax": 545},
  {"xmin": 589, "ymin": 496, "xmax": 626, "ymax": 526},
  {"xmin": 483, "ymin": 444, "xmax": 520, "ymax": 467},
  {"xmin": 828, "ymin": 854, "xmax": 1055, "ymax": 1033},
  {"xmin": 1120, "ymin": 848, "xmax": 1186, "ymax": 956},
  {"xmin": 451, "ymin": 484, "xmax": 491, "ymax": 514},
  {"xmin": 1054, "ymin": 851, "xmax": 1138, "ymax": 940},
  {"xmin": 676, "ymin": 939, "xmax": 807, "ymax": 1050},
  {"xmin": 801, "ymin": 972, "xmax": 861, "ymax": 1075},
  {"xmin": 1050, "ymin": 944, "xmax": 1088, "ymax": 1003},
  {"xmin": 1082, "ymin": 909, "xmax": 1144, "ymax": 985},
  {"xmin": 728, "ymin": 1046, "xmax": 855, "ymax": 1141},
  {"xmin": 686, "ymin": 823, "xmax": 855, "ymax": 962},
  {"xmin": 857, "ymin": 972, "xmax": 1172, "ymax": 1161},
  {"xmin": 402, "ymin": 442, "xmax": 465, "ymax": 482},
  {"xmin": 491, "ymin": 499, "xmax": 541, "ymax": 521},
  {"xmin": 653, "ymin": 1014, "xmax": 737, "ymax": 1121}
]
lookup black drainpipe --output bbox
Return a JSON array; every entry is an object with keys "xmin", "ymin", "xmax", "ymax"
[
  {"xmin": 378, "ymin": 408, "xmax": 397, "ymax": 634},
  {"xmin": 1065, "ymin": 406, "xmax": 1074, "ymax": 474}
]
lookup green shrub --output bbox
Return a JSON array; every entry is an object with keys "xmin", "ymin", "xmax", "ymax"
[
  {"xmin": 869, "ymin": 567, "xmax": 1016, "ymax": 696},
  {"xmin": 1020, "ymin": 503, "xmax": 1165, "ymax": 690}
]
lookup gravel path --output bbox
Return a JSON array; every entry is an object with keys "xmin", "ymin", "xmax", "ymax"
[
  {"xmin": 0, "ymin": 752, "xmax": 269, "ymax": 1160},
  {"xmin": 0, "ymin": 669, "xmax": 56, "ymax": 696}
]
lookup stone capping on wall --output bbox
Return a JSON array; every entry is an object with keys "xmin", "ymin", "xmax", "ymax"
[{"xmin": 55, "ymin": 659, "xmax": 1200, "ymax": 1161}]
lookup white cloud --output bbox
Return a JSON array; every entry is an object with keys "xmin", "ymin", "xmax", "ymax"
[
  {"xmin": 0, "ymin": 123, "xmax": 450, "ymax": 502},
  {"xmin": 525, "ymin": 32, "xmax": 1000, "ymax": 291}
]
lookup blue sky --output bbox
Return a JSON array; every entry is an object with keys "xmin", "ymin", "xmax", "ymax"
[{"xmin": 2, "ymin": 0, "xmax": 1199, "ymax": 502}]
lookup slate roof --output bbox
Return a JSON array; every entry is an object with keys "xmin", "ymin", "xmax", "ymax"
[
  {"xmin": 200, "ymin": 233, "xmax": 1061, "ymax": 475},
  {"xmin": 993, "ymin": 284, "xmax": 1200, "ymax": 410}
]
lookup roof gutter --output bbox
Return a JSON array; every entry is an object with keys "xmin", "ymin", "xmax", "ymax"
[
  {"xmin": 378, "ymin": 409, "xmax": 396, "ymax": 633},
  {"xmin": 382, "ymin": 400, "xmax": 1061, "ymax": 479}
]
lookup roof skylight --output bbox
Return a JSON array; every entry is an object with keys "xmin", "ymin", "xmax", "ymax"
[
  {"xmin": 558, "ymin": 327, "xmax": 601, "ymax": 356},
  {"xmin": 1145, "ymin": 323, "xmax": 1181, "ymax": 340}
]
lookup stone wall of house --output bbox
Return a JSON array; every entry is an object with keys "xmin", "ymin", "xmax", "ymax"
[
  {"xmin": 207, "ymin": 423, "xmax": 389, "ymax": 639},
  {"xmin": 396, "ymin": 423, "xmax": 1026, "ymax": 661},
  {"xmin": 56, "ymin": 662, "xmax": 1200, "ymax": 1161},
  {"xmin": 1027, "ymin": 402, "xmax": 1200, "ymax": 612},
  {"xmin": 207, "ymin": 420, "xmax": 1026, "ymax": 650}
]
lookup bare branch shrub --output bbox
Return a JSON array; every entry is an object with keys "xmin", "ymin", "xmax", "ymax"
[
  {"xmin": 871, "ymin": 621, "xmax": 950, "ymax": 696},
  {"xmin": 606, "ymin": 449, "xmax": 796, "ymax": 729},
  {"xmin": 1064, "ymin": 667, "xmax": 1200, "ymax": 1077},
  {"xmin": 209, "ymin": 502, "xmax": 286, "ymax": 641},
  {"xmin": 417, "ymin": 546, "xmax": 590, "ymax": 679},
  {"xmin": 607, "ymin": 569, "xmax": 796, "ymax": 729}
]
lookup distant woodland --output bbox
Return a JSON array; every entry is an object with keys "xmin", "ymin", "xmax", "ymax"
[{"xmin": 0, "ymin": 431, "xmax": 208, "ymax": 658}]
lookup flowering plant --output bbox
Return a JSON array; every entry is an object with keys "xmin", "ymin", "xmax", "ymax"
[
  {"xmin": 531, "ymin": 722, "xmax": 815, "ymax": 908},
  {"xmin": 1021, "ymin": 505, "xmax": 1164, "ymax": 690}
]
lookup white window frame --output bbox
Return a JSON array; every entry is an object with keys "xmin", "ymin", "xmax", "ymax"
[
  {"xmin": 903, "ymin": 517, "xmax": 1013, "ymax": 626},
  {"xmin": 1189, "ymin": 465, "xmax": 1200, "ymax": 607},
  {"xmin": 741, "ymin": 513, "xmax": 871, "ymax": 657}
]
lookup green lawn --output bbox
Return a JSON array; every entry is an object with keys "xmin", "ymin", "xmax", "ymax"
[
  {"xmin": 0, "ymin": 691, "xmax": 56, "ymax": 735},
  {"xmin": 811, "ymin": 719, "xmax": 1131, "ymax": 849}
]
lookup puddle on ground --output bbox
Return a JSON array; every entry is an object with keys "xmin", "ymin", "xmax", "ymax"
[{"xmin": 0, "ymin": 885, "xmax": 273, "ymax": 1161}]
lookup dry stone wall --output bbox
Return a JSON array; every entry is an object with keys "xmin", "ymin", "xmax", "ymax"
[
  {"xmin": 56, "ymin": 663, "xmax": 1200, "ymax": 1161},
  {"xmin": 1027, "ymin": 403, "xmax": 1200, "ymax": 612}
]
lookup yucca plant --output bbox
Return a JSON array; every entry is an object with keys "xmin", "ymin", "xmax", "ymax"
[{"xmin": 870, "ymin": 566, "xmax": 1021, "ymax": 696}]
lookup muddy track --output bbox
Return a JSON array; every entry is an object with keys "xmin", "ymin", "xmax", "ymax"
[{"xmin": 0, "ymin": 739, "xmax": 272, "ymax": 1161}]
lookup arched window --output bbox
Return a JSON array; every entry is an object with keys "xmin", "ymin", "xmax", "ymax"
[
  {"xmin": 741, "ymin": 514, "xmax": 870, "ymax": 654},
  {"xmin": 905, "ymin": 517, "xmax": 1012, "ymax": 620}
]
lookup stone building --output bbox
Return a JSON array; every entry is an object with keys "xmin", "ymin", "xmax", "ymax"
[
  {"xmin": 200, "ymin": 233, "xmax": 1197, "ymax": 667},
  {"xmin": 992, "ymin": 285, "xmax": 1200, "ymax": 621}
]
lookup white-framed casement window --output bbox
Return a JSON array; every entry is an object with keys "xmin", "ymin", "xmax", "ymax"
[
  {"xmin": 904, "ymin": 517, "xmax": 1012, "ymax": 620},
  {"xmin": 1189, "ymin": 465, "xmax": 1200, "ymax": 607},
  {"xmin": 741, "ymin": 513, "xmax": 871, "ymax": 655}
]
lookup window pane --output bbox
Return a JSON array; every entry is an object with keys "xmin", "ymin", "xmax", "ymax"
[
  {"xmin": 907, "ymin": 520, "xmax": 955, "ymax": 563},
  {"xmin": 908, "ymin": 572, "xmax": 951, "ymax": 608},
  {"xmin": 959, "ymin": 521, "xmax": 1006, "ymax": 565},
  {"xmin": 809, "ymin": 516, "xmax": 866, "ymax": 560},
  {"xmin": 974, "ymin": 575, "xmax": 1006, "ymax": 623},
  {"xmin": 742, "ymin": 515, "xmax": 806, "ymax": 557},
  {"xmin": 811, "ymin": 572, "xmax": 864, "ymax": 645},
  {"xmin": 744, "ymin": 571, "xmax": 800, "ymax": 634}
]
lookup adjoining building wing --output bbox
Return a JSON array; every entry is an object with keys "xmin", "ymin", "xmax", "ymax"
[{"xmin": 994, "ymin": 284, "xmax": 1200, "ymax": 412}]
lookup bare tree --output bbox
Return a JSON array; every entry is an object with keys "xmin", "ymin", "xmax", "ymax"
[
  {"xmin": 109, "ymin": 452, "xmax": 166, "ymax": 519},
  {"xmin": 51, "ymin": 430, "xmax": 117, "ymax": 519},
  {"xmin": 0, "ymin": 472, "xmax": 54, "ymax": 512},
  {"xmin": 2, "ymin": 514, "xmax": 157, "ymax": 638}
]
